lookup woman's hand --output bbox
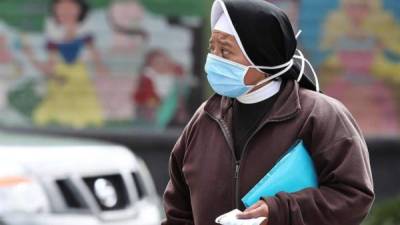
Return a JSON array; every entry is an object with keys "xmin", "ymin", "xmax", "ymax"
[{"xmin": 236, "ymin": 200, "xmax": 269, "ymax": 225}]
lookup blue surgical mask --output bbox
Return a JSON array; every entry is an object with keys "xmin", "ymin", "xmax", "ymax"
[
  {"xmin": 204, "ymin": 53, "xmax": 294, "ymax": 98},
  {"xmin": 204, "ymin": 30, "xmax": 320, "ymax": 98}
]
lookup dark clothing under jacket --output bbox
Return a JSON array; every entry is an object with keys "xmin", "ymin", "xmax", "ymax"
[{"xmin": 162, "ymin": 80, "xmax": 375, "ymax": 225}]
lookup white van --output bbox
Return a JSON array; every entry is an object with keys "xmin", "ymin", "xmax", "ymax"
[{"xmin": 0, "ymin": 131, "xmax": 162, "ymax": 225}]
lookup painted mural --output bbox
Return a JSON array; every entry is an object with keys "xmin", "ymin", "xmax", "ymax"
[
  {"xmin": 0, "ymin": 0, "xmax": 199, "ymax": 129},
  {"xmin": 317, "ymin": 0, "xmax": 400, "ymax": 136},
  {"xmin": 0, "ymin": 0, "xmax": 399, "ymax": 136},
  {"xmin": 281, "ymin": 0, "xmax": 400, "ymax": 136}
]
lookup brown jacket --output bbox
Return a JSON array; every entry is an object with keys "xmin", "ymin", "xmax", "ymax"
[{"xmin": 162, "ymin": 80, "xmax": 374, "ymax": 225}]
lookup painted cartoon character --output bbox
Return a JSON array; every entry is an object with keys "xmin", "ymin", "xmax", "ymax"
[
  {"xmin": 321, "ymin": 0, "xmax": 400, "ymax": 135},
  {"xmin": 24, "ymin": 0, "xmax": 108, "ymax": 128},
  {"xmin": 132, "ymin": 49, "xmax": 187, "ymax": 127},
  {"xmin": 108, "ymin": 0, "xmax": 147, "ymax": 53}
]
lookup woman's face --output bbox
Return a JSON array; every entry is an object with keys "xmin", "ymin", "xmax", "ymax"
[
  {"xmin": 208, "ymin": 30, "xmax": 265, "ymax": 85},
  {"xmin": 54, "ymin": 0, "xmax": 81, "ymax": 26}
]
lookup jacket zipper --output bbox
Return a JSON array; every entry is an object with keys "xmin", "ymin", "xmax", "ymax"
[
  {"xmin": 206, "ymin": 110, "xmax": 299, "ymax": 209},
  {"xmin": 206, "ymin": 111, "xmax": 272, "ymax": 209},
  {"xmin": 235, "ymin": 119, "xmax": 273, "ymax": 208},
  {"xmin": 234, "ymin": 162, "xmax": 240, "ymax": 207},
  {"xmin": 234, "ymin": 117, "xmax": 297, "ymax": 208},
  {"xmin": 205, "ymin": 112, "xmax": 239, "ymax": 207},
  {"xmin": 236, "ymin": 114, "xmax": 300, "ymax": 207},
  {"xmin": 218, "ymin": 117, "xmax": 242, "ymax": 208}
]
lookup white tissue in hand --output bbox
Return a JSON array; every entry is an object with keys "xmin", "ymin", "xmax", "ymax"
[{"xmin": 215, "ymin": 209, "xmax": 267, "ymax": 225}]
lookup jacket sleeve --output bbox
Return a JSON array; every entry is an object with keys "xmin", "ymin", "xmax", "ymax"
[
  {"xmin": 161, "ymin": 102, "xmax": 205, "ymax": 225},
  {"xmin": 161, "ymin": 132, "xmax": 194, "ymax": 225},
  {"xmin": 263, "ymin": 135, "xmax": 375, "ymax": 225}
]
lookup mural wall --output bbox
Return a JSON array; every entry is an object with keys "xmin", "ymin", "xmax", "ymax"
[
  {"xmin": 0, "ymin": 0, "xmax": 399, "ymax": 137},
  {"xmin": 277, "ymin": 0, "xmax": 400, "ymax": 137},
  {"xmin": 0, "ymin": 0, "xmax": 201, "ymax": 130}
]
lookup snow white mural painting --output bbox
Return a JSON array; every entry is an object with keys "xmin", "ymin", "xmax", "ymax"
[
  {"xmin": 0, "ymin": 0, "xmax": 199, "ymax": 130},
  {"xmin": 24, "ymin": 0, "xmax": 106, "ymax": 128}
]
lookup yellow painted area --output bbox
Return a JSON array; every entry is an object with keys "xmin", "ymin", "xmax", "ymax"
[{"xmin": 33, "ymin": 62, "xmax": 104, "ymax": 128}]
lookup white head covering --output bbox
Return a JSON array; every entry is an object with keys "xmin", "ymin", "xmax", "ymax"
[
  {"xmin": 213, "ymin": 13, "xmax": 235, "ymax": 36},
  {"xmin": 211, "ymin": 0, "xmax": 254, "ymax": 66}
]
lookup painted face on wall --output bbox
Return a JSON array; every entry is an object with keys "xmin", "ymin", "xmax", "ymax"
[
  {"xmin": 344, "ymin": 1, "xmax": 370, "ymax": 25},
  {"xmin": 54, "ymin": 0, "xmax": 81, "ymax": 26},
  {"xmin": 110, "ymin": 0, "xmax": 144, "ymax": 30}
]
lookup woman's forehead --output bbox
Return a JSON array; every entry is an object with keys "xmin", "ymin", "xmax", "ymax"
[{"xmin": 211, "ymin": 30, "xmax": 236, "ymax": 42}]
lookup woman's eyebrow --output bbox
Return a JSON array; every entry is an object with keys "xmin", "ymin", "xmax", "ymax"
[{"xmin": 219, "ymin": 38, "xmax": 234, "ymax": 48}]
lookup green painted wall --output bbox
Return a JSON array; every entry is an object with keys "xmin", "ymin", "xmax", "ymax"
[{"xmin": 0, "ymin": 0, "xmax": 211, "ymax": 31}]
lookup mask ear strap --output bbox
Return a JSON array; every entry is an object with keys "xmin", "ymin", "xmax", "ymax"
[
  {"xmin": 245, "ymin": 29, "xmax": 320, "ymax": 92},
  {"xmin": 249, "ymin": 59, "xmax": 294, "ymax": 87},
  {"xmin": 294, "ymin": 49, "xmax": 320, "ymax": 92},
  {"xmin": 294, "ymin": 30, "xmax": 320, "ymax": 92},
  {"xmin": 294, "ymin": 49, "xmax": 306, "ymax": 83},
  {"xmin": 295, "ymin": 30, "xmax": 302, "ymax": 39},
  {"xmin": 305, "ymin": 57, "xmax": 320, "ymax": 92},
  {"xmin": 248, "ymin": 60, "xmax": 292, "ymax": 70}
]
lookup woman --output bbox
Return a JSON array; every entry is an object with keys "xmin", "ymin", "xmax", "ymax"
[{"xmin": 162, "ymin": 0, "xmax": 374, "ymax": 225}]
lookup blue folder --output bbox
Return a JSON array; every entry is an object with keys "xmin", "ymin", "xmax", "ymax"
[{"xmin": 241, "ymin": 140, "xmax": 318, "ymax": 208}]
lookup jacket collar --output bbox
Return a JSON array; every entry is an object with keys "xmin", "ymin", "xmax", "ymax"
[{"xmin": 204, "ymin": 79, "xmax": 301, "ymax": 123}]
